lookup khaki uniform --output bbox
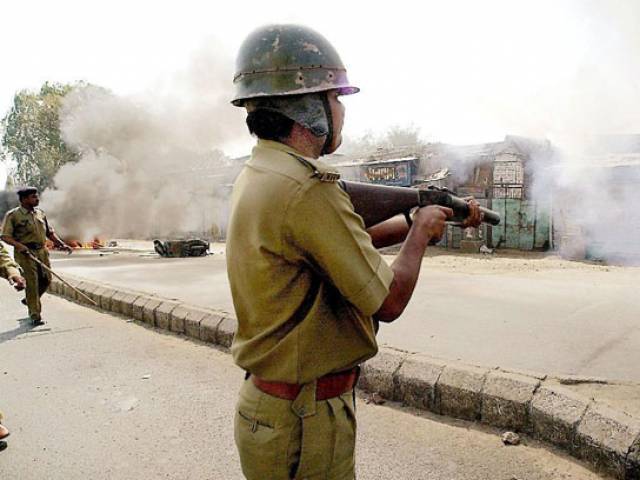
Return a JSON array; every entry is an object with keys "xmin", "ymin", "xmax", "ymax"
[
  {"xmin": 227, "ymin": 140, "xmax": 393, "ymax": 479},
  {"xmin": 0, "ymin": 241, "xmax": 21, "ymax": 280},
  {"xmin": 1, "ymin": 207, "xmax": 52, "ymax": 318},
  {"xmin": 0, "ymin": 241, "xmax": 20, "ymax": 434}
]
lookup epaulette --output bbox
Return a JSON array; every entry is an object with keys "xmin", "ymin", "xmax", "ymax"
[
  {"xmin": 288, "ymin": 153, "xmax": 341, "ymax": 183},
  {"xmin": 316, "ymin": 171, "xmax": 341, "ymax": 182}
]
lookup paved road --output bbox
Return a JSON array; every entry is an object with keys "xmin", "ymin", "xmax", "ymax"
[
  {"xmin": 49, "ymin": 248, "xmax": 640, "ymax": 382},
  {"xmin": 0, "ymin": 282, "xmax": 603, "ymax": 479}
]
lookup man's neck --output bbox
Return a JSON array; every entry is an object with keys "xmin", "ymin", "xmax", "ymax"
[
  {"xmin": 281, "ymin": 124, "xmax": 324, "ymax": 159},
  {"xmin": 21, "ymin": 204, "xmax": 34, "ymax": 212}
]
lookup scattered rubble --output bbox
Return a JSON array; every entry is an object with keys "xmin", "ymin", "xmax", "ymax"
[
  {"xmin": 558, "ymin": 376, "xmax": 609, "ymax": 386},
  {"xmin": 364, "ymin": 392, "xmax": 386, "ymax": 405},
  {"xmin": 502, "ymin": 431, "xmax": 521, "ymax": 446}
]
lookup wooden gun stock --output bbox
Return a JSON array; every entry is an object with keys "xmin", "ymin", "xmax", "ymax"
[{"xmin": 339, "ymin": 180, "xmax": 501, "ymax": 228}]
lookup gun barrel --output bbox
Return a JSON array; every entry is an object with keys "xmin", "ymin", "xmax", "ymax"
[{"xmin": 422, "ymin": 190, "xmax": 501, "ymax": 226}]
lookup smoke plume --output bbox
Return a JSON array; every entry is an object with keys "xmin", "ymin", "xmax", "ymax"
[
  {"xmin": 521, "ymin": 1, "xmax": 640, "ymax": 264},
  {"xmin": 44, "ymin": 40, "xmax": 246, "ymax": 240}
]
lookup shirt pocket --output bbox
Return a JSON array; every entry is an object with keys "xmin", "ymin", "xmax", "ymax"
[{"xmin": 14, "ymin": 219, "xmax": 30, "ymax": 236}]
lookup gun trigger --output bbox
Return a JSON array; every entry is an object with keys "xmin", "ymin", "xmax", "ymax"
[{"xmin": 404, "ymin": 211, "xmax": 413, "ymax": 227}]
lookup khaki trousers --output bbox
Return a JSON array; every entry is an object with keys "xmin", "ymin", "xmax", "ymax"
[
  {"xmin": 15, "ymin": 249, "xmax": 51, "ymax": 317},
  {"xmin": 234, "ymin": 378, "xmax": 357, "ymax": 480}
]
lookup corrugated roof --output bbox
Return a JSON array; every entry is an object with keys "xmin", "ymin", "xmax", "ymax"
[{"xmin": 333, "ymin": 156, "xmax": 418, "ymax": 167}]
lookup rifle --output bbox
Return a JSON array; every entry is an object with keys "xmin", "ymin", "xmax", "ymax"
[{"xmin": 339, "ymin": 180, "xmax": 501, "ymax": 228}]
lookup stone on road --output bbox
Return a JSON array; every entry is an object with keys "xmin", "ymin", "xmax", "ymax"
[{"xmin": 0, "ymin": 283, "xmax": 603, "ymax": 479}]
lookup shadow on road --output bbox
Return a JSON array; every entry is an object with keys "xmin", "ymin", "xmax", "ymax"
[{"xmin": 0, "ymin": 318, "xmax": 44, "ymax": 344}]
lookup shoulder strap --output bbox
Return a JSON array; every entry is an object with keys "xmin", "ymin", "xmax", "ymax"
[{"xmin": 287, "ymin": 153, "xmax": 341, "ymax": 183}]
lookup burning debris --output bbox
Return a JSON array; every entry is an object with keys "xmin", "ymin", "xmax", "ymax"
[
  {"xmin": 153, "ymin": 239, "xmax": 209, "ymax": 258},
  {"xmin": 46, "ymin": 237, "xmax": 105, "ymax": 250}
]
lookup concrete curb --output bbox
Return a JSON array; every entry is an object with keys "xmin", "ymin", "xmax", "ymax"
[{"xmin": 48, "ymin": 276, "xmax": 640, "ymax": 479}]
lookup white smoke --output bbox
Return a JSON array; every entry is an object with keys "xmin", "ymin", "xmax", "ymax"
[
  {"xmin": 44, "ymin": 39, "xmax": 246, "ymax": 240},
  {"xmin": 519, "ymin": 2, "xmax": 640, "ymax": 264}
]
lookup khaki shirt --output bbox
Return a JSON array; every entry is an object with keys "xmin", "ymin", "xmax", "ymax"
[
  {"xmin": 227, "ymin": 139, "xmax": 394, "ymax": 384},
  {"xmin": 0, "ymin": 241, "xmax": 20, "ymax": 279},
  {"xmin": 1, "ymin": 206, "xmax": 51, "ymax": 246}
]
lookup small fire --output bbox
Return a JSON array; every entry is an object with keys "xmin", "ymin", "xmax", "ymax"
[{"xmin": 46, "ymin": 238, "xmax": 105, "ymax": 250}]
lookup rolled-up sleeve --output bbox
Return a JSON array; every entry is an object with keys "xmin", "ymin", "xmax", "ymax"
[
  {"xmin": 1, "ymin": 212, "xmax": 14, "ymax": 238},
  {"xmin": 3, "ymin": 265, "xmax": 20, "ymax": 279},
  {"xmin": 0, "ymin": 243, "xmax": 20, "ymax": 280},
  {"xmin": 285, "ymin": 181, "xmax": 394, "ymax": 316}
]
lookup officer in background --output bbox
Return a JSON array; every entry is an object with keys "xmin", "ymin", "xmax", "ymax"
[
  {"xmin": 0, "ymin": 240, "xmax": 26, "ymax": 448},
  {"xmin": 1, "ymin": 187, "xmax": 71, "ymax": 325},
  {"xmin": 227, "ymin": 25, "xmax": 481, "ymax": 479}
]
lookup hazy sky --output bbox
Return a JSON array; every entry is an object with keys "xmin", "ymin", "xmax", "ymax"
[{"xmin": 1, "ymin": 0, "xmax": 639, "ymax": 185}]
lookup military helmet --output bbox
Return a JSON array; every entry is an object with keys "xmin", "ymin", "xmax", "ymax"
[{"xmin": 232, "ymin": 24, "xmax": 359, "ymax": 106}]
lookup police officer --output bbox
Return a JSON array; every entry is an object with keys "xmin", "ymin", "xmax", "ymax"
[
  {"xmin": 0, "ymin": 240, "xmax": 26, "ymax": 448},
  {"xmin": 227, "ymin": 24, "xmax": 482, "ymax": 479},
  {"xmin": 1, "ymin": 187, "xmax": 71, "ymax": 325}
]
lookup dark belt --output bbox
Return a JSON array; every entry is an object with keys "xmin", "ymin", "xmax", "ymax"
[
  {"xmin": 251, "ymin": 368, "xmax": 359, "ymax": 401},
  {"xmin": 23, "ymin": 243, "xmax": 44, "ymax": 250}
]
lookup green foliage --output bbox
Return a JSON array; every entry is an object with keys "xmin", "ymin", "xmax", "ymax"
[
  {"xmin": 1, "ymin": 81, "xmax": 81, "ymax": 191},
  {"xmin": 385, "ymin": 124, "xmax": 425, "ymax": 149}
]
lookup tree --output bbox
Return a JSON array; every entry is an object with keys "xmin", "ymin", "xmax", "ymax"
[
  {"xmin": 1, "ymin": 82, "xmax": 81, "ymax": 191},
  {"xmin": 341, "ymin": 124, "xmax": 427, "ymax": 159},
  {"xmin": 384, "ymin": 124, "xmax": 425, "ymax": 149}
]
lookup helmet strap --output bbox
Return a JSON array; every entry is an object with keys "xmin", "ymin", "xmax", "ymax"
[{"xmin": 320, "ymin": 92, "xmax": 334, "ymax": 156}]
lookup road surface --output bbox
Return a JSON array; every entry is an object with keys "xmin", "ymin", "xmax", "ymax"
[
  {"xmin": 0, "ymin": 282, "xmax": 604, "ymax": 479},
  {"xmin": 49, "ymin": 247, "xmax": 640, "ymax": 382}
]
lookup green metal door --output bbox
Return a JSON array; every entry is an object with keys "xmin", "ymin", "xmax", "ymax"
[
  {"xmin": 491, "ymin": 201, "xmax": 506, "ymax": 247},
  {"xmin": 518, "ymin": 201, "xmax": 536, "ymax": 250},
  {"xmin": 493, "ymin": 199, "xmax": 521, "ymax": 248}
]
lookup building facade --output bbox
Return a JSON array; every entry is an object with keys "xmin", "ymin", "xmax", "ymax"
[{"xmin": 333, "ymin": 136, "xmax": 554, "ymax": 251}]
